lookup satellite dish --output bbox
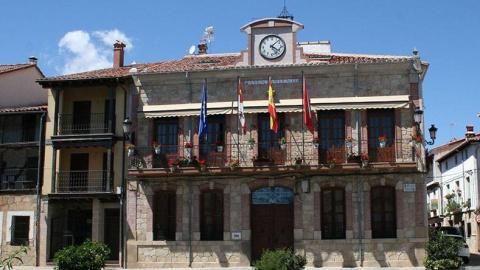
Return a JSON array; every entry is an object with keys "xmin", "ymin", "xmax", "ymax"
[{"xmin": 188, "ymin": 45, "xmax": 195, "ymax": 55}]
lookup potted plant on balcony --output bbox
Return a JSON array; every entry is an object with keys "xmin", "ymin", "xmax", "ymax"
[
  {"xmin": 247, "ymin": 137, "xmax": 255, "ymax": 150},
  {"xmin": 125, "ymin": 143, "xmax": 135, "ymax": 157},
  {"xmin": 327, "ymin": 156, "xmax": 336, "ymax": 168},
  {"xmin": 198, "ymin": 159, "xmax": 207, "ymax": 171},
  {"xmin": 294, "ymin": 157, "xmax": 302, "ymax": 169},
  {"xmin": 345, "ymin": 137, "xmax": 353, "ymax": 148},
  {"xmin": 378, "ymin": 135, "xmax": 387, "ymax": 148},
  {"xmin": 228, "ymin": 159, "xmax": 239, "ymax": 170},
  {"xmin": 152, "ymin": 141, "xmax": 162, "ymax": 154},
  {"xmin": 168, "ymin": 159, "xmax": 179, "ymax": 172},
  {"xmin": 278, "ymin": 137, "xmax": 287, "ymax": 150},
  {"xmin": 185, "ymin": 142, "xmax": 193, "ymax": 156},
  {"xmin": 312, "ymin": 137, "xmax": 321, "ymax": 149},
  {"xmin": 360, "ymin": 153, "xmax": 369, "ymax": 167},
  {"xmin": 410, "ymin": 134, "xmax": 422, "ymax": 147},
  {"xmin": 216, "ymin": 140, "xmax": 224, "ymax": 152}
]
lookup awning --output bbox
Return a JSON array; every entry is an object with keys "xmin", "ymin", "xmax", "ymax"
[{"xmin": 142, "ymin": 95, "xmax": 410, "ymax": 118}]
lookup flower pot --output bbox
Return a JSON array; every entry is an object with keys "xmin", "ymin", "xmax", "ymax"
[
  {"xmin": 154, "ymin": 147, "xmax": 161, "ymax": 154},
  {"xmin": 280, "ymin": 144, "xmax": 286, "ymax": 150},
  {"xmin": 295, "ymin": 164, "xmax": 301, "ymax": 169},
  {"xmin": 346, "ymin": 141, "xmax": 353, "ymax": 148},
  {"xmin": 379, "ymin": 141, "xmax": 386, "ymax": 148},
  {"xmin": 127, "ymin": 148, "xmax": 135, "ymax": 157},
  {"xmin": 313, "ymin": 142, "xmax": 319, "ymax": 149},
  {"xmin": 169, "ymin": 165, "xmax": 177, "ymax": 173},
  {"xmin": 200, "ymin": 165, "xmax": 206, "ymax": 172},
  {"xmin": 247, "ymin": 142, "xmax": 254, "ymax": 150},
  {"xmin": 329, "ymin": 163, "xmax": 335, "ymax": 169},
  {"xmin": 361, "ymin": 160, "xmax": 368, "ymax": 167},
  {"xmin": 185, "ymin": 147, "xmax": 192, "ymax": 156},
  {"xmin": 216, "ymin": 146, "xmax": 224, "ymax": 152}
]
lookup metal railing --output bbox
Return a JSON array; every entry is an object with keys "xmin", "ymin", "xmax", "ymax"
[
  {"xmin": 127, "ymin": 139, "xmax": 419, "ymax": 170},
  {"xmin": 0, "ymin": 168, "xmax": 37, "ymax": 190},
  {"xmin": 56, "ymin": 170, "xmax": 111, "ymax": 193},
  {"xmin": 1, "ymin": 124, "xmax": 39, "ymax": 144},
  {"xmin": 57, "ymin": 113, "xmax": 115, "ymax": 135}
]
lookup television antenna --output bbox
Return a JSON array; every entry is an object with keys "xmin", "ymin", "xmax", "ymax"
[
  {"xmin": 199, "ymin": 26, "xmax": 214, "ymax": 53},
  {"xmin": 188, "ymin": 45, "xmax": 195, "ymax": 55}
]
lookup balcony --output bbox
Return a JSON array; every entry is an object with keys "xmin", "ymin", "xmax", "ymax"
[
  {"xmin": 55, "ymin": 170, "xmax": 112, "ymax": 193},
  {"xmin": 0, "ymin": 168, "xmax": 37, "ymax": 190},
  {"xmin": 57, "ymin": 113, "xmax": 114, "ymax": 135},
  {"xmin": 52, "ymin": 114, "xmax": 117, "ymax": 148},
  {"xmin": 0, "ymin": 123, "xmax": 39, "ymax": 145},
  {"xmin": 127, "ymin": 139, "xmax": 421, "ymax": 175}
]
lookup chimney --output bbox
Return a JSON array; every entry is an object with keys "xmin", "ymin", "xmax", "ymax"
[
  {"xmin": 28, "ymin": 56, "xmax": 38, "ymax": 65},
  {"xmin": 198, "ymin": 43, "xmax": 208, "ymax": 55},
  {"xmin": 466, "ymin": 125, "xmax": 475, "ymax": 138},
  {"xmin": 113, "ymin": 41, "xmax": 126, "ymax": 68}
]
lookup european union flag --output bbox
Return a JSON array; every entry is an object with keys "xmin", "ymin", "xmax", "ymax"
[{"xmin": 198, "ymin": 82, "xmax": 208, "ymax": 139}]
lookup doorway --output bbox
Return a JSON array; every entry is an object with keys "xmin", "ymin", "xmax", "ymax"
[{"xmin": 251, "ymin": 187, "xmax": 294, "ymax": 262}]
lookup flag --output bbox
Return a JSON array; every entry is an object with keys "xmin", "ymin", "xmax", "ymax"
[
  {"xmin": 238, "ymin": 77, "xmax": 246, "ymax": 134},
  {"xmin": 268, "ymin": 76, "xmax": 278, "ymax": 132},
  {"xmin": 198, "ymin": 82, "xmax": 208, "ymax": 139},
  {"xmin": 303, "ymin": 75, "xmax": 314, "ymax": 134}
]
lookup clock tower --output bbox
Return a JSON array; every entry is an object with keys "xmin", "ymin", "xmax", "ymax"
[{"xmin": 236, "ymin": 18, "xmax": 306, "ymax": 67}]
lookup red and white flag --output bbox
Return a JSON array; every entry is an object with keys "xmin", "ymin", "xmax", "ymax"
[
  {"xmin": 303, "ymin": 75, "xmax": 314, "ymax": 134},
  {"xmin": 238, "ymin": 77, "xmax": 246, "ymax": 134},
  {"xmin": 268, "ymin": 76, "xmax": 278, "ymax": 133}
]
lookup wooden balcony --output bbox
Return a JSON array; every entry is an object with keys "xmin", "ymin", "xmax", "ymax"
[{"xmin": 55, "ymin": 170, "xmax": 112, "ymax": 193}]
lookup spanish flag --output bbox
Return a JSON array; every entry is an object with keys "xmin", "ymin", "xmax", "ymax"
[
  {"xmin": 268, "ymin": 76, "xmax": 278, "ymax": 132},
  {"xmin": 303, "ymin": 74, "xmax": 314, "ymax": 134}
]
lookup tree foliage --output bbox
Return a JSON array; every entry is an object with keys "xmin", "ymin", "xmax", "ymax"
[
  {"xmin": 0, "ymin": 246, "xmax": 30, "ymax": 270},
  {"xmin": 54, "ymin": 239, "xmax": 110, "ymax": 270},
  {"xmin": 424, "ymin": 231, "xmax": 463, "ymax": 269},
  {"xmin": 253, "ymin": 248, "xmax": 306, "ymax": 270}
]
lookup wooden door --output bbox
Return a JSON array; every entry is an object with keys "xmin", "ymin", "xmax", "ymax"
[
  {"xmin": 73, "ymin": 101, "xmax": 91, "ymax": 134},
  {"xmin": 251, "ymin": 187, "xmax": 294, "ymax": 262}
]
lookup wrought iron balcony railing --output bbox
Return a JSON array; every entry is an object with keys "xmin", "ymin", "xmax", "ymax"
[
  {"xmin": 57, "ymin": 113, "xmax": 115, "ymax": 135},
  {"xmin": 0, "ymin": 124, "xmax": 39, "ymax": 144},
  {"xmin": 0, "ymin": 168, "xmax": 37, "ymax": 190},
  {"xmin": 127, "ymin": 139, "xmax": 420, "ymax": 171},
  {"xmin": 55, "ymin": 170, "xmax": 112, "ymax": 193}
]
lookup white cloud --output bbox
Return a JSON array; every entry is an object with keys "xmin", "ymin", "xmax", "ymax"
[
  {"xmin": 58, "ymin": 29, "xmax": 133, "ymax": 75},
  {"xmin": 94, "ymin": 29, "xmax": 133, "ymax": 51}
]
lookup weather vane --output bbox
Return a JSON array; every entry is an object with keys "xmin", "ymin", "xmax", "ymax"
[{"xmin": 278, "ymin": 0, "xmax": 293, "ymax": 20}]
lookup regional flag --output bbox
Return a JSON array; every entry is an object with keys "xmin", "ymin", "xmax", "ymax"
[
  {"xmin": 198, "ymin": 81, "xmax": 208, "ymax": 139},
  {"xmin": 238, "ymin": 77, "xmax": 246, "ymax": 134},
  {"xmin": 303, "ymin": 75, "xmax": 314, "ymax": 134},
  {"xmin": 268, "ymin": 76, "xmax": 278, "ymax": 132}
]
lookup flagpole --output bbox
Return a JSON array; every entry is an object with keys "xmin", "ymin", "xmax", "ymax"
[
  {"xmin": 236, "ymin": 76, "xmax": 240, "ymax": 162},
  {"xmin": 302, "ymin": 72, "xmax": 305, "ymax": 163}
]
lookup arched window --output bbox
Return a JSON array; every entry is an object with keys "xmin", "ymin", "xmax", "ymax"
[
  {"xmin": 321, "ymin": 188, "xmax": 345, "ymax": 239},
  {"xmin": 371, "ymin": 186, "xmax": 396, "ymax": 238},
  {"xmin": 201, "ymin": 190, "xmax": 223, "ymax": 241},
  {"xmin": 153, "ymin": 191, "xmax": 176, "ymax": 241}
]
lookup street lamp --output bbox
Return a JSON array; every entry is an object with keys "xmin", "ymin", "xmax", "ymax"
[
  {"xmin": 123, "ymin": 118, "xmax": 134, "ymax": 142},
  {"xmin": 413, "ymin": 107, "xmax": 437, "ymax": 145}
]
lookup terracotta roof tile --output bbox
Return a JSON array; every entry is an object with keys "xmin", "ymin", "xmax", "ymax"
[
  {"xmin": 0, "ymin": 105, "xmax": 47, "ymax": 113},
  {"xmin": 0, "ymin": 63, "xmax": 35, "ymax": 74},
  {"xmin": 39, "ymin": 51, "xmax": 420, "ymax": 82}
]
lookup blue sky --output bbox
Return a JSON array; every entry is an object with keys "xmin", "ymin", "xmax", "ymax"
[{"xmin": 1, "ymin": 0, "xmax": 479, "ymax": 145}]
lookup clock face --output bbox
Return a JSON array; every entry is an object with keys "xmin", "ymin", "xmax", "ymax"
[{"xmin": 259, "ymin": 35, "xmax": 286, "ymax": 60}]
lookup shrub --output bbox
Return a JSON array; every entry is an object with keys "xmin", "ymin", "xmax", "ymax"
[
  {"xmin": 253, "ymin": 248, "xmax": 306, "ymax": 270},
  {"xmin": 54, "ymin": 239, "xmax": 110, "ymax": 270},
  {"xmin": 424, "ymin": 231, "xmax": 463, "ymax": 269}
]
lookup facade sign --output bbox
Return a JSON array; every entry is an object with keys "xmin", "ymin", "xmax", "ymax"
[{"xmin": 403, "ymin": 184, "xmax": 416, "ymax": 192}]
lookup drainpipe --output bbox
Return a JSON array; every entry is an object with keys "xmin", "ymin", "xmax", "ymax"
[
  {"xmin": 35, "ymin": 111, "xmax": 46, "ymax": 266},
  {"xmin": 120, "ymin": 83, "xmax": 128, "ymax": 269},
  {"xmin": 186, "ymin": 71, "xmax": 193, "ymax": 268},
  {"xmin": 354, "ymin": 62, "xmax": 363, "ymax": 266}
]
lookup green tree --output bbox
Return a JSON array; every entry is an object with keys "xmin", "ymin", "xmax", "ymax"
[
  {"xmin": 424, "ymin": 231, "xmax": 463, "ymax": 269},
  {"xmin": 0, "ymin": 246, "xmax": 30, "ymax": 270}
]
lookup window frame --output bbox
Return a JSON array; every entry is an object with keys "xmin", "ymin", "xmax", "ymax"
[
  {"xmin": 321, "ymin": 187, "xmax": 346, "ymax": 239},
  {"xmin": 200, "ymin": 190, "xmax": 224, "ymax": 241},
  {"xmin": 7, "ymin": 211, "xmax": 33, "ymax": 246},
  {"xmin": 153, "ymin": 191, "xmax": 176, "ymax": 241},
  {"xmin": 154, "ymin": 117, "xmax": 179, "ymax": 154},
  {"xmin": 371, "ymin": 186, "xmax": 397, "ymax": 238}
]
